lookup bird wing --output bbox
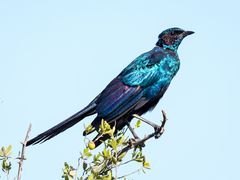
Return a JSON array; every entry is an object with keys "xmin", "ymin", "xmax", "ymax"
[
  {"xmin": 120, "ymin": 48, "xmax": 166, "ymax": 87},
  {"xmin": 96, "ymin": 78, "xmax": 144, "ymax": 120},
  {"xmin": 96, "ymin": 48, "xmax": 167, "ymax": 121}
]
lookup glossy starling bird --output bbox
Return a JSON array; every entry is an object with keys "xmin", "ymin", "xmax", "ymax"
[{"xmin": 27, "ymin": 27, "xmax": 194, "ymax": 147}]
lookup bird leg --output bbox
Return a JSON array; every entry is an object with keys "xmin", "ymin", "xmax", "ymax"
[
  {"xmin": 127, "ymin": 122, "xmax": 145, "ymax": 148},
  {"xmin": 127, "ymin": 122, "xmax": 140, "ymax": 139},
  {"xmin": 132, "ymin": 114, "xmax": 160, "ymax": 129}
]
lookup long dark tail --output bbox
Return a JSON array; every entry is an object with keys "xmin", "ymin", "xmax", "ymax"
[{"xmin": 27, "ymin": 99, "xmax": 97, "ymax": 146}]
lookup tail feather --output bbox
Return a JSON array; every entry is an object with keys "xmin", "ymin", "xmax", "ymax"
[{"xmin": 27, "ymin": 102, "xmax": 97, "ymax": 146}]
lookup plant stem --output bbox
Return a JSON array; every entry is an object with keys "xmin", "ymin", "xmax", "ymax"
[{"xmin": 17, "ymin": 124, "xmax": 31, "ymax": 180}]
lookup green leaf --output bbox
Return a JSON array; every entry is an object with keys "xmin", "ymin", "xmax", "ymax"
[
  {"xmin": 135, "ymin": 120, "xmax": 142, "ymax": 128},
  {"xmin": 132, "ymin": 151, "xmax": 136, "ymax": 158},
  {"xmin": 109, "ymin": 139, "xmax": 117, "ymax": 151},
  {"xmin": 87, "ymin": 173, "xmax": 94, "ymax": 180},
  {"xmin": 5, "ymin": 145, "xmax": 12, "ymax": 156},
  {"xmin": 100, "ymin": 119, "xmax": 109, "ymax": 133},
  {"xmin": 83, "ymin": 161, "xmax": 88, "ymax": 171},
  {"xmin": 93, "ymin": 153, "xmax": 101, "ymax": 162},
  {"xmin": 83, "ymin": 148, "xmax": 92, "ymax": 158},
  {"xmin": 134, "ymin": 158, "xmax": 143, "ymax": 163},
  {"xmin": 102, "ymin": 171, "xmax": 112, "ymax": 180},
  {"xmin": 104, "ymin": 120, "xmax": 111, "ymax": 130},
  {"xmin": 85, "ymin": 124, "xmax": 94, "ymax": 134},
  {"xmin": 1, "ymin": 147, "xmax": 5, "ymax": 157},
  {"xmin": 2, "ymin": 159, "xmax": 11, "ymax": 172},
  {"xmin": 116, "ymin": 136, "xmax": 124, "ymax": 145},
  {"xmin": 118, "ymin": 152, "xmax": 127, "ymax": 161},
  {"xmin": 64, "ymin": 162, "xmax": 69, "ymax": 169},
  {"xmin": 112, "ymin": 157, "xmax": 117, "ymax": 165},
  {"xmin": 102, "ymin": 148, "xmax": 111, "ymax": 159},
  {"xmin": 2, "ymin": 160, "xmax": 6, "ymax": 169},
  {"xmin": 102, "ymin": 148, "xmax": 107, "ymax": 157},
  {"xmin": 99, "ymin": 119, "xmax": 113, "ymax": 135},
  {"xmin": 136, "ymin": 151, "xmax": 143, "ymax": 158},
  {"xmin": 143, "ymin": 161, "xmax": 150, "ymax": 169},
  {"xmin": 107, "ymin": 126, "xmax": 115, "ymax": 137},
  {"xmin": 62, "ymin": 162, "xmax": 76, "ymax": 180},
  {"xmin": 1, "ymin": 147, "xmax": 5, "ymax": 152},
  {"xmin": 0, "ymin": 150, "xmax": 3, "ymax": 157}
]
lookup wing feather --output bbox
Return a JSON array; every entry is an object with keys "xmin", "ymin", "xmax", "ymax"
[{"xmin": 96, "ymin": 78, "xmax": 143, "ymax": 120}]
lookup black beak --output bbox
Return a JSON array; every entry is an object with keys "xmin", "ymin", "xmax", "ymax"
[{"xmin": 182, "ymin": 30, "xmax": 195, "ymax": 37}]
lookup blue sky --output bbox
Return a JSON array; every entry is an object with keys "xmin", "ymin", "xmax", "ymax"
[{"xmin": 0, "ymin": 0, "xmax": 239, "ymax": 179}]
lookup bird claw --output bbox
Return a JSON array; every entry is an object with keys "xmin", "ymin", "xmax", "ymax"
[
  {"xmin": 154, "ymin": 111, "xmax": 167, "ymax": 138},
  {"xmin": 154, "ymin": 125, "xmax": 164, "ymax": 139}
]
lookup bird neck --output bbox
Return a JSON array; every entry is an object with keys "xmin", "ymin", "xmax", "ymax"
[
  {"xmin": 162, "ymin": 43, "xmax": 179, "ymax": 52},
  {"xmin": 154, "ymin": 46, "xmax": 178, "ymax": 57},
  {"xmin": 156, "ymin": 39, "xmax": 180, "ymax": 52}
]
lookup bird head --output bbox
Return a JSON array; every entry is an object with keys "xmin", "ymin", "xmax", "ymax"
[{"xmin": 156, "ymin": 27, "xmax": 194, "ymax": 51}]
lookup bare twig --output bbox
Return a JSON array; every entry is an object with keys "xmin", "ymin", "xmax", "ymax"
[
  {"xmin": 117, "ymin": 167, "xmax": 143, "ymax": 179},
  {"xmin": 74, "ymin": 157, "xmax": 81, "ymax": 180},
  {"xmin": 114, "ymin": 147, "xmax": 119, "ymax": 180},
  {"xmin": 17, "ymin": 124, "xmax": 32, "ymax": 180}
]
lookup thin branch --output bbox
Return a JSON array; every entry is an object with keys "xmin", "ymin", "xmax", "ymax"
[
  {"xmin": 74, "ymin": 157, "xmax": 81, "ymax": 180},
  {"xmin": 17, "ymin": 124, "xmax": 32, "ymax": 180},
  {"xmin": 119, "ymin": 159, "xmax": 135, "ymax": 167},
  {"xmin": 117, "ymin": 167, "xmax": 143, "ymax": 179},
  {"xmin": 115, "ymin": 150, "xmax": 118, "ymax": 180}
]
